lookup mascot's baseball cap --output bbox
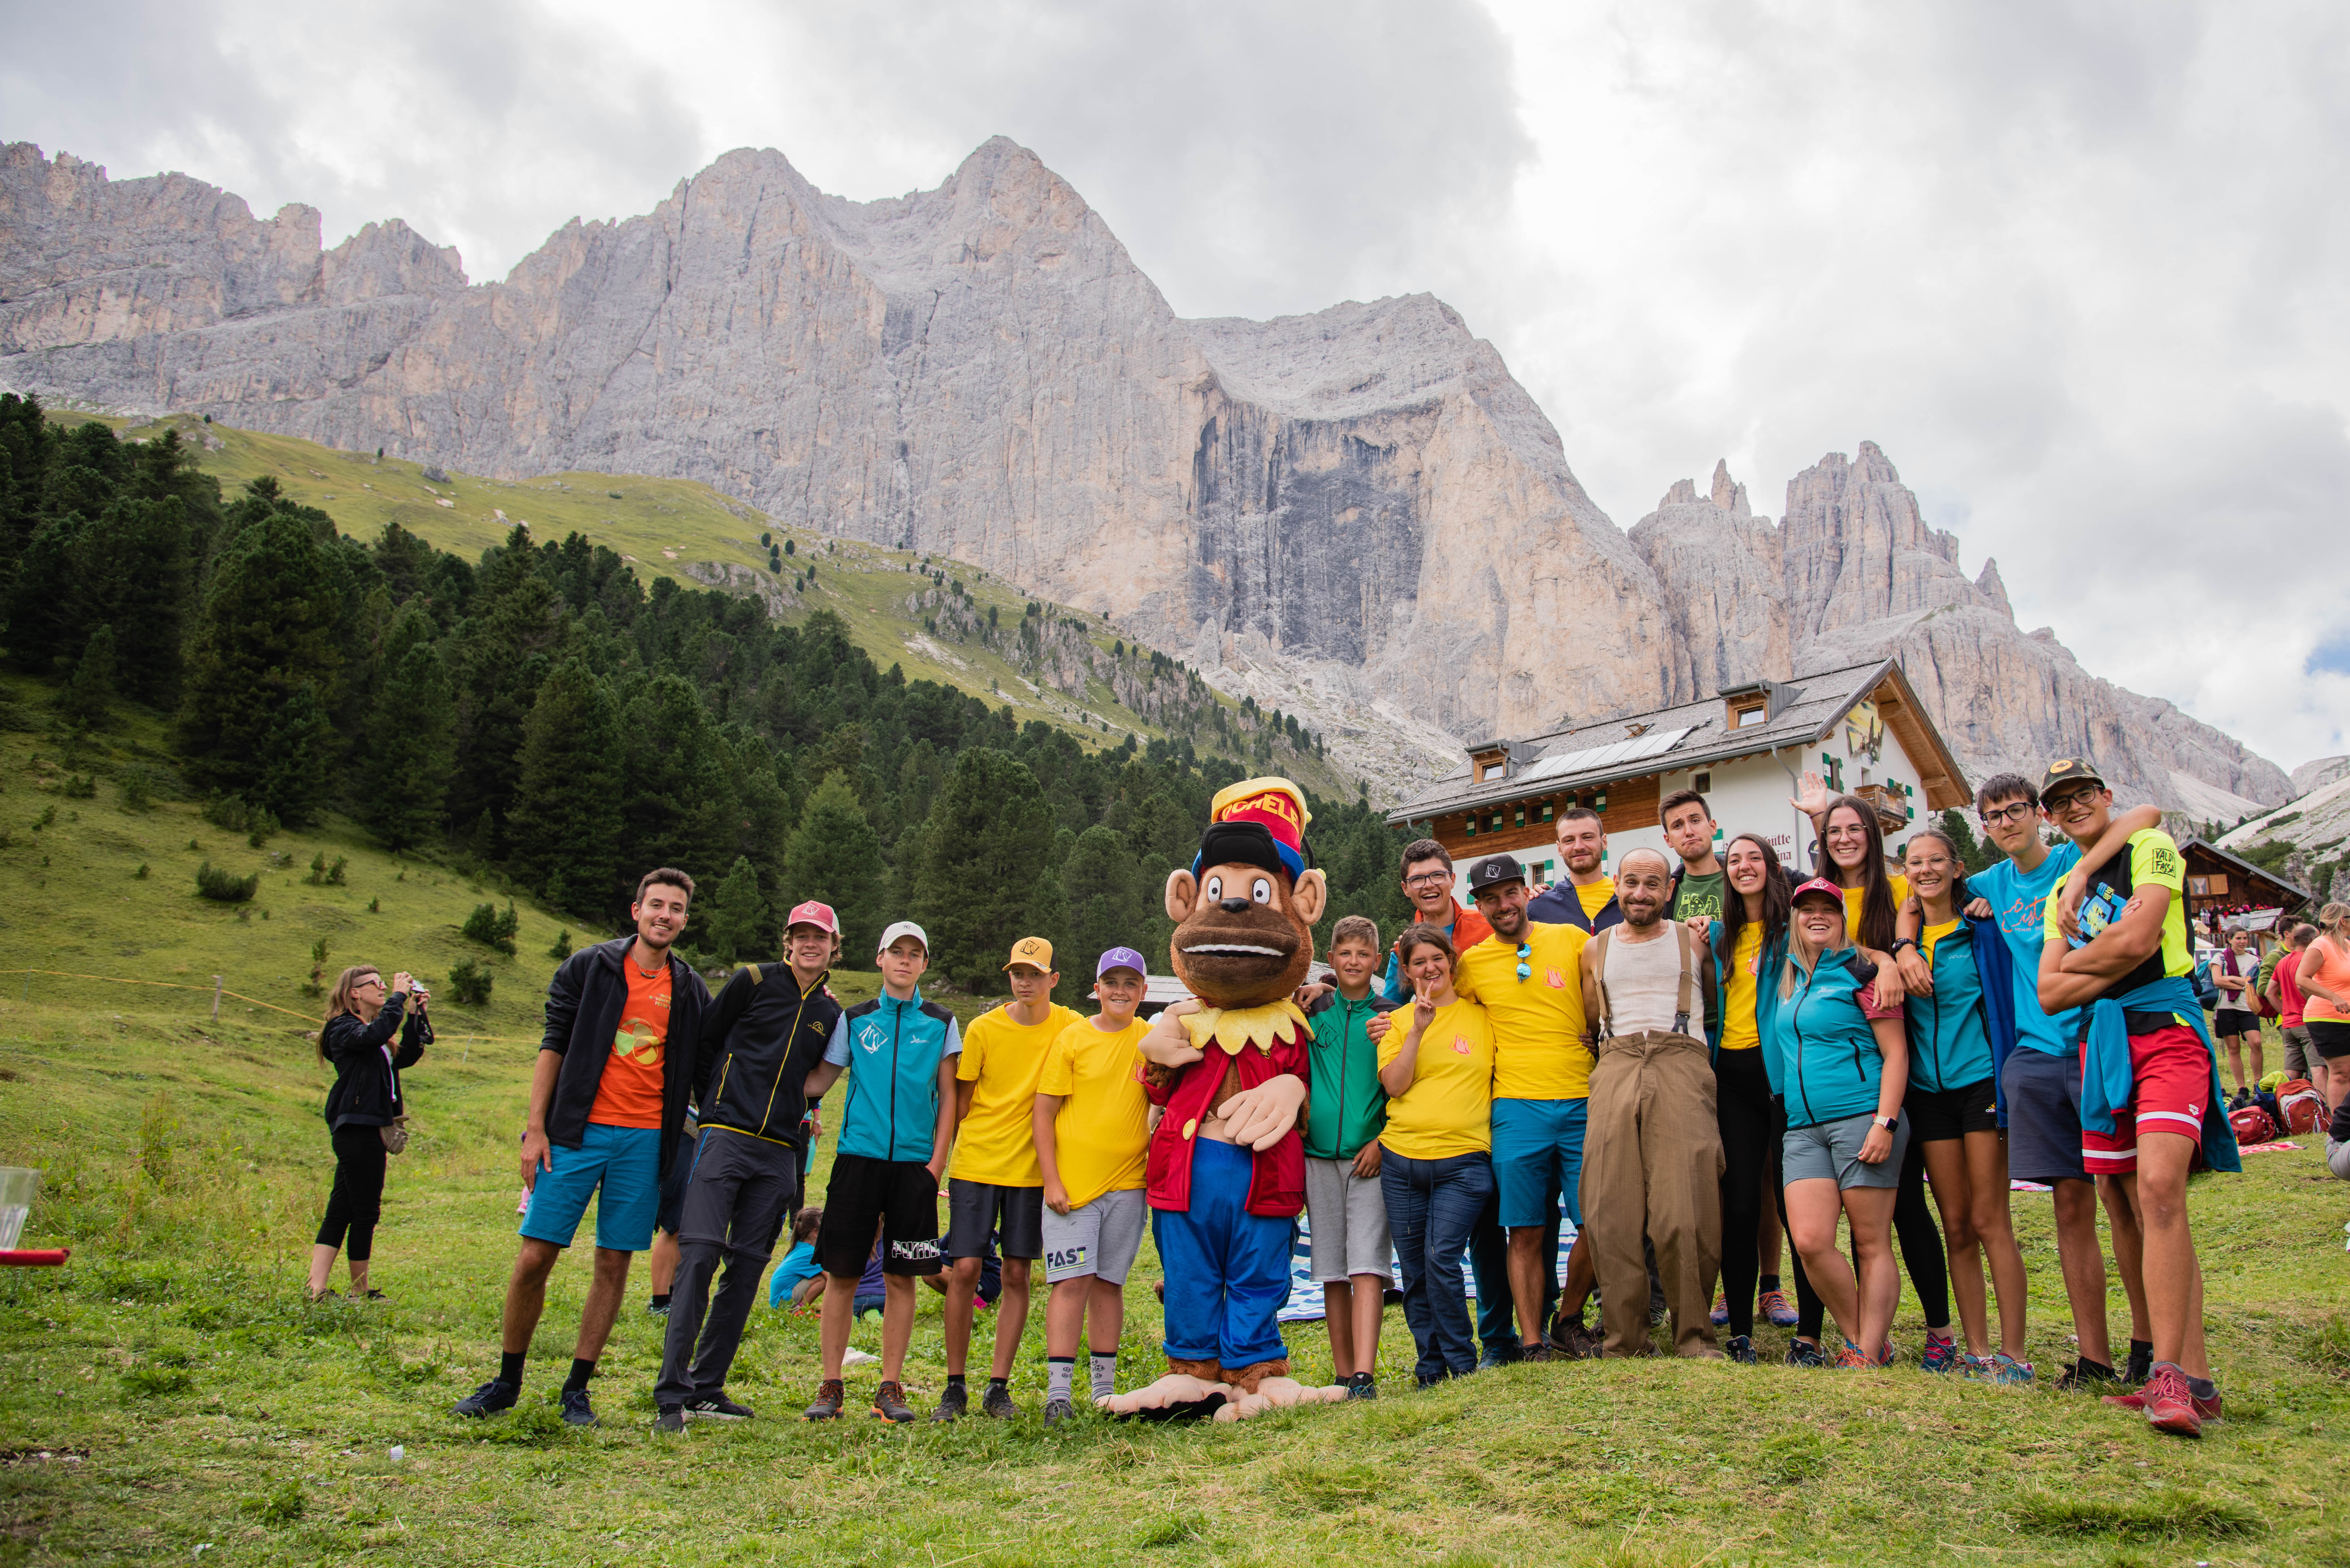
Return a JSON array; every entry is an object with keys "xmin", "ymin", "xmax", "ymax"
[
  {"xmin": 1096, "ymin": 946, "xmax": 1147, "ymax": 979},
  {"xmin": 784, "ymin": 900, "xmax": 839, "ymax": 936},
  {"xmin": 1467, "ymin": 854, "xmax": 1525, "ymax": 894},
  {"xmin": 875, "ymin": 920, "xmax": 928, "ymax": 956},
  {"xmin": 1201, "ymin": 777, "xmax": 1312, "ymax": 879},
  {"xmin": 1003, "ymin": 936, "xmax": 1056, "ymax": 972},
  {"xmin": 2039, "ymin": 757, "xmax": 2108, "ymax": 796}
]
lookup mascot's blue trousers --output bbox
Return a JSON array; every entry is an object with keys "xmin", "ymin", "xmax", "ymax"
[{"xmin": 1150, "ymin": 1137, "xmax": 1291, "ymax": 1370}]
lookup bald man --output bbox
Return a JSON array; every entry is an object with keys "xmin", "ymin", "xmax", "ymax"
[{"xmin": 1576, "ymin": 847, "xmax": 1725, "ymax": 1357}]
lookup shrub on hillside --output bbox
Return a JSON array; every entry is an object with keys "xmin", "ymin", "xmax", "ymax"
[
  {"xmin": 462, "ymin": 900, "xmax": 519, "ymax": 955},
  {"xmin": 194, "ymin": 861, "xmax": 258, "ymax": 902},
  {"xmin": 447, "ymin": 957, "xmax": 494, "ymax": 1007}
]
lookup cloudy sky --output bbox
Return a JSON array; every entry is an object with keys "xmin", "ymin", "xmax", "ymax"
[{"xmin": 8, "ymin": 0, "xmax": 2347, "ymax": 773}]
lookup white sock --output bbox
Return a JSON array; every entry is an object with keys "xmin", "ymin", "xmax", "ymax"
[
  {"xmin": 1089, "ymin": 1352, "xmax": 1117, "ymax": 1400},
  {"xmin": 1047, "ymin": 1358, "xmax": 1074, "ymax": 1401}
]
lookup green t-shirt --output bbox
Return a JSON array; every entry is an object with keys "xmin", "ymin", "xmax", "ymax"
[{"xmin": 1673, "ymin": 869, "xmax": 1727, "ymax": 922}]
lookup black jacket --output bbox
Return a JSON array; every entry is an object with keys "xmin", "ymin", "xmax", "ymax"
[
  {"xmin": 693, "ymin": 963, "xmax": 842, "ymax": 1151},
  {"xmin": 541, "ymin": 936, "xmax": 713, "ymax": 1173},
  {"xmin": 1528, "ymin": 881, "xmax": 1624, "ymax": 934},
  {"xmin": 322, "ymin": 994, "xmax": 431, "ymax": 1129}
]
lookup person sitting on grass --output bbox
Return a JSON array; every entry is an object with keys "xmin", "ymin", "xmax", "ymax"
[
  {"xmin": 1301, "ymin": 916, "xmax": 1390, "ymax": 1399},
  {"xmin": 767, "ymin": 1208, "xmax": 825, "ymax": 1309},
  {"xmin": 310, "ymin": 964, "xmax": 430, "ymax": 1303},
  {"xmin": 1774, "ymin": 878, "xmax": 1910, "ymax": 1369},
  {"xmin": 1032, "ymin": 948, "xmax": 1155, "ymax": 1425}
]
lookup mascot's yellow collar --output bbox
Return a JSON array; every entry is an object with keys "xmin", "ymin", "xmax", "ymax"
[{"xmin": 1182, "ymin": 1000, "xmax": 1311, "ymax": 1057}]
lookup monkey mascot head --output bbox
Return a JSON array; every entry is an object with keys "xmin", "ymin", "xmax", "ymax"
[{"xmin": 1166, "ymin": 779, "xmax": 1325, "ymax": 1006}]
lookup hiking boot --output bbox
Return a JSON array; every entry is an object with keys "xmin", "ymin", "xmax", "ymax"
[
  {"xmin": 1708, "ymin": 1291, "xmax": 1730, "ymax": 1328},
  {"xmin": 2125, "ymin": 1341, "xmax": 2154, "ymax": 1385},
  {"xmin": 1547, "ymin": 1317, "xmax": 1604, "ymax": 1360},
  {"xmin": 1476, "ymin": 1343, "xmax": 1523, "ymax": 1370},
  {"xmin": 685, "ymin": 1392, "xmax": 754, "ymax": 1422},
  {"xmin": 930, "ymin": 1382, "xmax": 969, "ymax": 1422},
  {"xmin": 652, "ymin": 1405, "xmax": 686, "ymax": 1434},
  {"xmin": 1760, "ymin": 1288, "xmax": 1799, "ymax": 1328},
  {"xmin": 2056, "ymin": 1357, "xmax": 2121, "ymax": 1391},
  {"xmin": 870, "ymin": 1381, "xmax": 916, "ymax": 1424},
  {"xmin": 1648, "ymin": 1295, "xmax": 1670, "ymax": 1327},
  {"xmin": 451, "ymin": 1379, "xmax": 518, "ymax": 1418},
  {"xmin": 1920, "ymin": 1332, "xmax": 1961, "ymax": 1373},
  {"xmin": 1725, "ymin": 1334, "xmax": 1757, "ymax": 1365},
  {"xmin": 2126, "ymin": 1362, "xmax": 2203, "ymax": 1437},
  {"xmin": 1518, "ymin": 1344, "xmax": 1561, "ymax": 1364},
  {"xmin": 558, "ymin": 1388, "xmax": 598, "ymax": 1427},
  {"xmin": 1785, "ymin": 1339, "xmax": 1828, "ymax": 1368},
  {"xmin": 803, "ymin": 1379, "xmax": 847, "ymax": 1421},
  {"xmin": 980, "ymin": 1383, "xmax": 1019, "ymax": 1420},
  {"xmin": 1042, "ymin": 1396, "xmax": 1075, "ymax": 1427},
  {"xmin": 1345, "ymin": 1372, "xmax": 1378, "ymax": 1400}
]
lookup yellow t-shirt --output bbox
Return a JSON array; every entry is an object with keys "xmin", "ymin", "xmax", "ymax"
[
  {"xmin": 1376, "ymin": 997, "xmax": 1495, "ymax": 1159},
  {"xmin": 1577, "ymin": 877, "xmax": 1615, "ymax": 920},
  {"xmin": 1839, "ymin": 873, "xmax": 1909, "ymax": 945},
  {"xmin": 1035, "ymin": 1016, "xmax": 1152, "ymax": 1209},
  {"xmin": 951, "ymin": 1002, "xmax": 1085, "ymax": 1186},
  {"xmin": 1452, "ymin": 923, "xmax": 1592, "ymax": 1098},
  {"xmin": 1920, "ymin": 918, "xmax": 1960, "ymax": 967},
  {"xmin": 1719, "ymin": 922, "xmax": 1765, "ymax": 1051}
]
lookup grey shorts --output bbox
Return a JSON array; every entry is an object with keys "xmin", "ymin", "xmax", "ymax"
[
  {"xmin": 2282, "ymin": 1024, "xmax": 2314, "ymax": 1078},
  {"xmin": 1304, "ymin": 1156, "xmax": 1392, "ymax": 1283},
  {"xmin": 1040, "ymin": 1187, "xmax": 1147, "ymax": 1284},
  {"xmin": 1783, "ymin": 1110, "xmax": 1911, "ymax": 1191}
]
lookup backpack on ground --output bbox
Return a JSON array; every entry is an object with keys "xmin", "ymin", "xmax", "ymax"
[
  {"xmin": 2227, "ymin": 1102, "xmax": 2276, "ymax": 1146},
  {"xmin": 2276, "ymin": 1079, "xmax": 2330, "ymax": 1136}
]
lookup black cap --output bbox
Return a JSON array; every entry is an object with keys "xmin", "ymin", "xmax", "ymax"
[
  {"xmin": 1192, "ymin": 820, "xmax": 1290, "ymax": 880},
  {"xmin": 2039, "ymin": 757, "xmax": 2108, "ymax": 796},
  {"xmin": 1467, "ymin": 854, "xmax": 1526, "ymax": 894}
]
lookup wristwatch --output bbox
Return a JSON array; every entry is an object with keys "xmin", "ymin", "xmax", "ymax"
[
  {"xmin": 1872, "ymin": 1114, "xmax": 1899, "ymax": 1132},
  {"xmin": 1888, "ymin": 937, "xmax": 1919, "ymax": 956}
]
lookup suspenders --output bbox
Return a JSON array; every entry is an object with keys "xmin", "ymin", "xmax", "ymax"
[{"xmin": 1589, "ymin": 923, "xmax": 1700, "ymax": 1041}]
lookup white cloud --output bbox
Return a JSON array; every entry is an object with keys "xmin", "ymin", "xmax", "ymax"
[{"xmin": 5, "ymin": 0, "xmax": 2346, "ymax": 770}]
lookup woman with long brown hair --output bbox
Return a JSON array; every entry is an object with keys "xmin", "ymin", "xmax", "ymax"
[
  {"xmin": 1708, "ymin": 833, "xmax": 1796, "ymax": 1361},
  {"xmin": 308, "ymin": 964, "xmax": 431, "ymax": 1301}
]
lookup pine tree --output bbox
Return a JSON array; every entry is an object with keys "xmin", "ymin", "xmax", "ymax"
[
  {"xmin": 363, "ymin": 606, "xmax": 458, "ymax": 849},
  {"xmin": 1941, "ymin": 807, "xmax": 2001, "ymax": 872},
  {"xmin": 177, "ymin": 510, "xmax": 340, "ymax": 796},
  {"xmin": 507, "ymin": 658, "xmax": 625, "ymax": 916},
  {"xmin": 62, "ymin": 623, "xmax": 117, "ymax": 727},
  {"xmin": 256, "ymin": 682, "xmax": 335, "ymax": 826},
  {"xmin": 914, "ymin": 748, "xmax": 1056, "ymax": 993},
  {"xmin": 703, "ymin": 855, "xmax": 769, "ymax": 963},
  {"xmin": 1060, "ymin": 824, "xmax": 1139, "ymax": 986},
  {"xmin": 786, "ymin": 771, "xmax": 883, "ymax": 959}
]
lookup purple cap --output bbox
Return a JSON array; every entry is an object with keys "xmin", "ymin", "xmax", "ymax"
[{"xmin": 1097, "ymin": 946, "xmax": 1148, "ymax": 979}]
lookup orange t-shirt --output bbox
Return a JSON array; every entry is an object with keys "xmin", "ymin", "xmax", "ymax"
[
  {"xmin": 2299, "ymin": 934, "xmax": 2350, "ymax": 1024},
  {"xmin": 590, "ymin": 958, "xmax": 672, "ymax": 1128}
]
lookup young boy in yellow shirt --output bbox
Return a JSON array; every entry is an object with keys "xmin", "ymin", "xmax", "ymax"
[{"xmin": 1032, "ymin": 947, "xmax": 1154, "ymax": 1425}]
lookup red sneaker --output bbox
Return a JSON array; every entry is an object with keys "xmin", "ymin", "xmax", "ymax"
[
  {"xmin": 2135, "ymin": 1363, "xmax": 2203, "ymax": 1437},
  {"xmin": 2101, "ymin": 1381, "xmax": 2224, "ymax": 1423}
]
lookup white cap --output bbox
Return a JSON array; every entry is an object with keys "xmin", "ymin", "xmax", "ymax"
[{"xmin": 876, "ymin": 920, "xmax": 929, "ymax": 957}]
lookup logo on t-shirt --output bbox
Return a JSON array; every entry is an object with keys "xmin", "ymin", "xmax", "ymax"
[
  {"xmin": 1546, "ymin": 968, "xmax": 1567, "ymax": 989},
  {"xmin": 612, "ymin": 1018, "xmax": 664, "ymax": 1067},
  {"xmin": 1452, "ymin": 1035, "xmax": 1472, "ymax": 1055},
  {"xmin": 857, "ymin": 1021, "xmax": 889, "ymax": 1054}
]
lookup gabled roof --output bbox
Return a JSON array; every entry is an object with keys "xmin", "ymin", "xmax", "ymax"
[
  {"xmin": 2179, "ymin": 838, "xmax": 2314, "ymax": 909},
  {"xmin": 1387, "ymin": 658, "xmax": 1968, "ymax": 824}
]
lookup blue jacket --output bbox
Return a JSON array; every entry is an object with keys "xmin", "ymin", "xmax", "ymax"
[
  {"xmin": 828, "ymin": 988, "xmax": 962, "ymax": 1163},
  {"xmin": 2080, "ymin": 977, "xmax": 2243, "ymax": 1174},
  {"xmin": 1527, "ymin": 882, "xmax": 1623, "ymax": 934},
  {"xmin": 1905, "ymin": 923, "xmax": 1997, "ymax": 1095},
  {"xmin": 1968, "ymin": 911, "xmax": 2023, "ymax": 1127},
  {"xmin": 1772, "ymin": 947, "xmax": 1895, "ymax": 1128}
]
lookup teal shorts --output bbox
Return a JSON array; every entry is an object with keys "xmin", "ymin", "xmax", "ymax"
[
  {"xmin": 1489, "ymin": 1097, "xmax": 1587, "ymax": 1228},
  {"xmin": 520, "ymin": 1122, "xmax": 662, "ymax": 1252}
]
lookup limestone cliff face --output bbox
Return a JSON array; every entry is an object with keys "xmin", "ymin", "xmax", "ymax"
[{"xmin": 0, "ymin": 138, "xmax": 2289, "ymax": 809}]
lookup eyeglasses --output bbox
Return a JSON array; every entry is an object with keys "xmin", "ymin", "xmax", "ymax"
[
  {"xmin": 1402, "ymin": 871, "xmax": 1451, "ymax": 888},
  {"xmin": 1980, "ymin": 803, "xmax": 2036, "ymax": 826},
  {"xmin": 1515, "ymin": 943, "xmax": 1532, "ymax": 982},
  {"xmin": 2043, "ymin": 789, "xmax": 2099, "ymax": 813}
]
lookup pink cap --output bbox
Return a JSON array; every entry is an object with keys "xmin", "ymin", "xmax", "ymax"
[
  {"xmin": 784, "ymin": 900, "xmax": 840, "ymax": 936},
  {"xmin": 1790, "ymin": 877, "xmax": 1847, "ymax": 908}
]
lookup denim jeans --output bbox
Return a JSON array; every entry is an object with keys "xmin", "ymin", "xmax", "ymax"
[{"xmin": 1381, "ymin": 1147, "xmax": 1496, "ymax": 1382}]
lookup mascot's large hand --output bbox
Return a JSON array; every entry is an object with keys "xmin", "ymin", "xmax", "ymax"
[{"xmin": 1218, "ymin": 1074, "xmax": 1307, "ymax": 1150}]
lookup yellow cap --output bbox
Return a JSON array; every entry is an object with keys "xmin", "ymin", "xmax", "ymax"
[{"xmin": 1002, "ymin": 936, "xmax": 1056, "ymax": 972}]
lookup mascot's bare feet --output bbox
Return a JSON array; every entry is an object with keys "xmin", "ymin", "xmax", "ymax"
[{"xmin": 1099, "ymin": 1373, "xmax": 1227, "ymax": 1422}]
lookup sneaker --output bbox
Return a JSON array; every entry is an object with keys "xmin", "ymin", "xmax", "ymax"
[
  {"xmin": 1345, "ymin": 1372, "xmax": 1378, "ymax": 1400},
  {"xmin": 930, "ymin": 1383, "xmax": 969, "ymax": 1423},
  {"xmin": 1833, "ymin": 1342, "xmax": 1873, "ymax": 1368},
  {"xmin": 2102, "ymin": 1379, "xmax": 2222, "ymax": 1424},
  {"xmin": 685, "ymin": 1392, "xmax": 754, "ymax": 1422},
  {"xmin": 1518, "ymin": 1344, "xmax": 1561, "ymax": 1364},
  {"xmin": 451, "ymin": 1379, "xmax": 518, "ymax": 1418},
  {"xmin": 1989, "ymin": 1353, "xmax": 2036, "ymax": 1387},
  {"xmin": 1476, "ymin": 1343, "xmax": 1523, "ymax": 1371},
  {"xmin": 1725, "ymin": 1334, "xmax": 1757, "ymax": 1365},
  {"xmin": 870, "ymin": 1381, "xmax": 916, "ymax": 1423},
  {"xmin": 1920, "ymin": 1332, "xmax": 1960, "ymax": 1373},
  {"xmin": 2056, "ymin": 1357, "xmax": 2120, "ymax": 1391},
  {"xmin": 1959, "ymin": 1353, "xmax": 1997, "ymax": 1381},
  {"xmin": 646, "ymin": 1298, "xmax": 671, "ymax": 1319},
  {"xmin": 652, "ymin": 1405, "xmax": 686, "ymax": 1433},
  {"xmin": 2125, "ymin": 1341, "xmax": 2154, "ymax": 1385},
  {"xmin": 1708, "ymin": 1292, "xmax": 1730, "ymax": 1328},
  {"xmin": 804, "ymin": 1379, "xmax": 846, "ymax": 1421},
  {"xmin": 1760, "ymin": 1288, "xmax": 1800, "ymax": 1328},
  {"xmin": 1786, "ymin": 1339, "xmax": 1828, "ymax": 1368},
  {"xmin": 558, "ymin": 1388, "xmax": 598, "ymax": 1427},
  {"xmin": 1649, "ymin": 1295, "xmax": 1669, "ymax": 1327},
  {"xmin": 1546, "ymin": 1318, "xmax": 1604, "ymax": 1360},
  {"xmin": 1042, "ymin": 1396, "xmax": 1075, "ymax": 1427},
  {"xmin": 2126, "ymin": 1362, "xmax": 2203, "ymax": 1437},
  {"xmin": 980, "ymin": 1383, "xmax": 1019, "ymax": 1420}
]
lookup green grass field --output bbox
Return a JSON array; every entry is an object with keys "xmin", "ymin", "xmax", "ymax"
[{"xmin": 2, "ymin": 677, "xmax": 2348, "ymax": 1564}]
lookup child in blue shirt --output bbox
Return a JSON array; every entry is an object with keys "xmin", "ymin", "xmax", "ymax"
[{"xmin": 767, "ymin": 1208, "xmax": 826, "ymax": 1309}]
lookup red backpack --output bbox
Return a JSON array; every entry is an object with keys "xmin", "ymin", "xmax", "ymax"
[
  {"xmin": 2228, "ymin": 1103, "xmax": 2277, "ymax": 1146},
  {"xmin": 2276, "ymin": 1080, "xmax": 2330, "ymax": 1136}
]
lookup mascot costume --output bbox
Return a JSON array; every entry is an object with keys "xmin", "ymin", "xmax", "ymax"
[{"xmin": 1101, "ymin": 778, "xmax": 1349, "ymax": 1421}]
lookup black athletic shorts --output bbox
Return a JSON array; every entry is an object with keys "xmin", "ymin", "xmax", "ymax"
[
  {"xmin": 1906, "ymin": 1075, "xmax": 2000, "ymax": 1143},
  {"xmin": 2307, "ymin": 1020, "xmax": 2350, "ymax": 1061},
  {"xmin": 818, "ymin": 1153, "xmax": 942, "ymax": 1278},
  {"xmin": 946, "ymin": 1179, "xmax": 1045, "ymax": 1261}
]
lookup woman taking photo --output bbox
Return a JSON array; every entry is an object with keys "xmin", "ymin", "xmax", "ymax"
[
  {"xmin": 1774, "ymin": 878, "xmax": 1910, "ymax": 1367},
  {"xmin": 1708, "ymin": 833, "xmax": 1800, "ymax": 1364},
  {"xmin": 309, "ymin": 964, "xmax": 430, "ymax": 1301},
  {"xmin": 1899, "ymin": 828, "xmax": 2033, "ymax": 1383},
  {"xmin": 1375, "ymin": 924, "xmax": 1497, "ymax": 1387}
]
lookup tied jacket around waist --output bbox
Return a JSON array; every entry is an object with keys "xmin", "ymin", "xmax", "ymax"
[
  {"xmin": 542, "ymin": 936, "xmax": 713, "ymax": 1175},
  {"xmin": 322, "ymin": 992, "xmax": 431, "ymax": 1129}
]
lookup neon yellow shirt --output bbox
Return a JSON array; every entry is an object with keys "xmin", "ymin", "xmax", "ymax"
[
  {"xmin": 1720, "ymin": 922, "xmax": 1764, "ymax": 1051},
  {"xmin": 950, "ymin": 1002, "xmax": 1085, "ymax": 1186},
  {"xmin": 1376, "ymin": 997, "xmax": 1495, "ymax": 1159},
  {"xmin": 1452, "ymin": 923, "xmax": 1593, "ymax": 1098},
  {"xmin": 1035, "ymin": 1016, "xmax": 1152, "ymax": 1208}
]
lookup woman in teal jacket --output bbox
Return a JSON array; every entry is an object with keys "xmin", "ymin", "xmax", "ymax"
[
  {"xmin": 1899, "ymin": 828, "xmax": 2033, "ymax": 1383},
  {"xmin": 1775, "ymin": 878, "xmax": 1911, "ymax": 1368}
]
